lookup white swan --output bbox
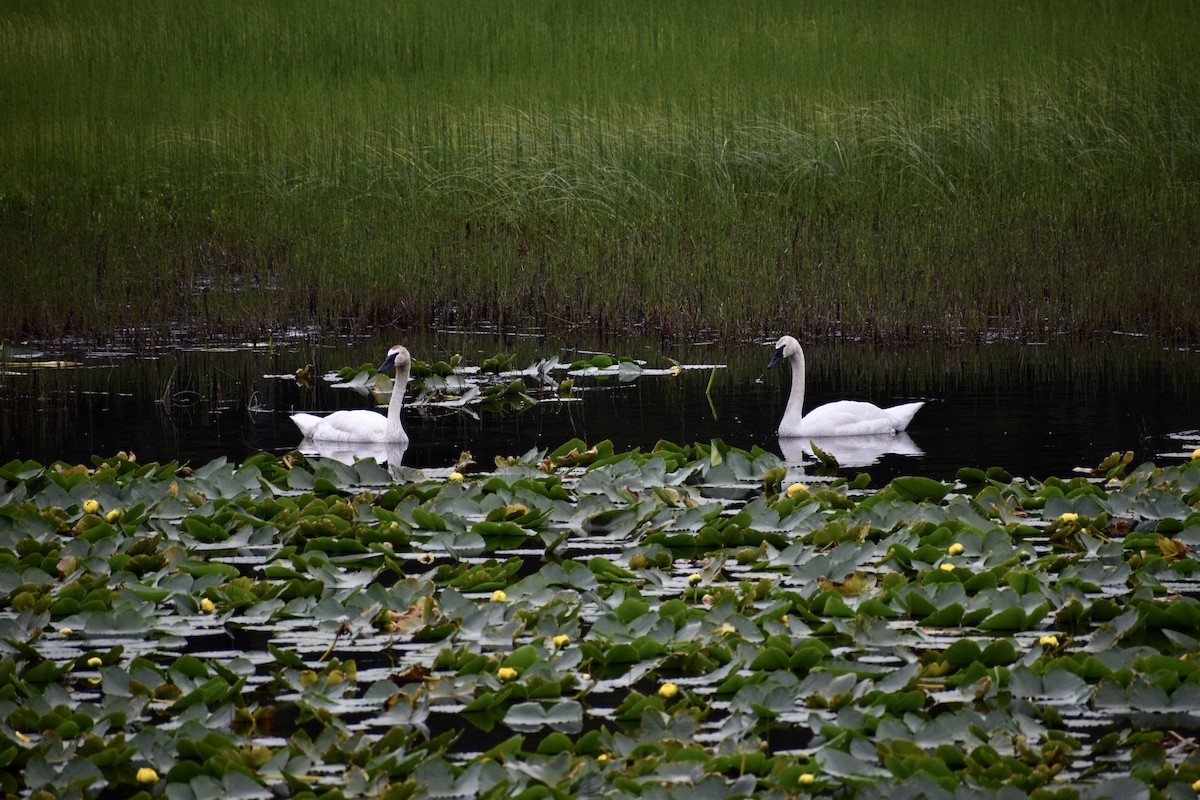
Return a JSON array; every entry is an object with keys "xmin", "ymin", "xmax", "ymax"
[
  {"xmin": 291, "ymin": 344, "xmax": 411, "ymax": 443},
  {"xmin": 768, "ymin": 335, "xmax": 924, "ymax": 437}
]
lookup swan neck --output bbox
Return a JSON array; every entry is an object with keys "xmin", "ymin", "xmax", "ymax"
[
  {"xmin": 784, "ymin": 347, "xmax": 806, "ymax": 424},
  {"xmin": 387, "ymin": 364, "xmax": 410, "ymax": 437}
]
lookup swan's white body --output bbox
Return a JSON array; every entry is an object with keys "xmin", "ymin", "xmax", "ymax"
[
  {"xmin": 768, "ymin": 335, "xmax": 923, "ymax": 437},
  {"xmin": 291, "ymin": 344, "xmax": 411, "ymax": 444}
]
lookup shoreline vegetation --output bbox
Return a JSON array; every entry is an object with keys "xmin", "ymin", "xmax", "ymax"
[{"xmin": 2, "ymin": 1, "xmax": 1199, "ymax": 344}]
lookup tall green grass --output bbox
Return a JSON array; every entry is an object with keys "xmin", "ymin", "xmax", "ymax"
[{"xmin": 2, "ymin": 0, "xmax": 1198, "ymax": 342}]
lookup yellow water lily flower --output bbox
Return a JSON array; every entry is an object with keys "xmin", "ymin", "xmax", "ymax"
[
  {"xmin": 948, "ymin": 543, "xmax": 964, "ymax": 556},
  {"xmin": 1038, "ymin": 635, "xmax": 1059, "ymax": 647},
  {"xmin": 552, "ymin": 634, "xmax": 570, "ymax": 647},
  {"xmin": 136, "ymin": 767, "xmax": 159, "ymax": 785},
  {"xmin": 785, "ymin": 482, "xmax": 809, "ymax": 499},
  {"xmin": 1192, "ymin": 447, "xmax": 1200, "ymax": 461},
  {"xmin": 687, "ymin": 573, "xmax": 702, "ymax": 586},
  {"xmin": 491, "ymin": 589, "xmax": 507, "ymax": 602},
  {"xmin": 799, "ymin": 773, "xmax": 815, "ymax": 785},
  {"xmin": 657, "ymin": 682, "xmax": 679, "ymax": 699},
  {"xmin": 497, "ymin": 667, "xmax": 518, "ymax": 681},
  {"xmin": 105, "ymin": 508, "xmax": 124, "ymax": 523},
  {"xmin": 83, "ymin": 499, "xmax": 99, "ymax": 514},
  {"xmin": 939, "ymin": 563, "xmax": 956, "ymax": 572},
  {"xmin": 449, "ymin": 471, "xmax": 465, "ymax": 483},
  {"xmin": 200, "ymin": 598, "xmax": 216, "ymax": 613},
  {"xmin": 1058, "ymin": 512, "xmax": 1079, "ymax": 523},
  {"xmin": 87, "ymin": 657, "xmax": 102, "ymax": 668}
]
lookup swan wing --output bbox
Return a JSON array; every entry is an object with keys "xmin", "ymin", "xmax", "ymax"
[
  {"xmin": 788, "ymin": 401, "xmax": 908, "ymax": 437},
  {"xmin": 882, "ymin": 401, "xmax": 925, "ymax": 431},
  {"xmin": 290, "ymin": 413, "xmax": 324, "ymax": 438},
  {"xmin": 294, "ymin": 409, "xmax": 389, "ymax": 443}
]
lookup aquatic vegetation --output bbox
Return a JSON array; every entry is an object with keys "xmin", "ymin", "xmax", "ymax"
[
  {"xmin": 3, "ymin": 444, "xmax": 1200, "ymax": 797},
  {"xmin": 2, "ymin": 2, "xmax": 1199, "ymax": 342},
  {"xmin": 318, "ymin": 350, "xmax": 703, "ymax": 420}
]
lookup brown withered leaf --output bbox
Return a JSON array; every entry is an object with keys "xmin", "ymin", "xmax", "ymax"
[
  {"xmin": 1156, "ymin": 536, "xmax": 1189, "ymax": 560},
  {"xmin": 390, "ymin": 665, "xmax": 433, "ymax": 686}
]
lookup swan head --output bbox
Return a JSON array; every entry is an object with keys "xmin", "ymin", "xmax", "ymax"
[
  {"xmin": 377, "ymin": 344, "xmax": 411, "ymax": 374},
  {"xmin": 767, "ymin": 335, "xmax": 801, "ymax": 369}
]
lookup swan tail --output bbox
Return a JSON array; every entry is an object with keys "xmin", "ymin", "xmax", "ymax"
[
  {"xmin": 290, "ymin": 413, "xmax": 323, "ymax": 438},
  {"xmin": 884, "ymin": 402, "xmax": 925, "ymax": 431}
]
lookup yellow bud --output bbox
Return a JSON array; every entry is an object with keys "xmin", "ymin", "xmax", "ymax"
[
  {"xmin": 449, "ymin": 471, "xmax": 465, "ymax": 483},
  {"xmin": 105, "ymin": 508, "xmax": 123, "ymax": 523},
  {"xmin": 687, "ymin": 573, "xmax": 702, "ymax": 586},
  {"xmin": 15, "ymin": 730, "xmax": 30, "ymax": 743},
  {"xmin": 657, "ymin": 682, "xmax": 679, "ymax": 699},
  {"xmin": 497, "ymin": 667, "xmax": 518, "ymax": 681},
  {"xmin": 83, "ymin": 499, "xmax": 100, "ymax": 514},
  {"xmin": 299, "ymin": 670, "xmax": 318, "ymax": 687},
  {"xmin": 1058, "ymin": 512, "xmax": 1078, "ymax": 523},
  {"xmin": 785, "ymin": 482, "xmax": 809, "ymax": 499},
  {"xmin": 168, "ymin": 481, "xmax": 179, "ymax": 497},
  {"xmin": 137, "ymin": 767, "xmax": 159, "ymax": 785},
  {"xmin": 1038, "ymin": 635, "xmax": 1059, "ymax": 648},
  {"xmin": 200, "ymin": 598, "xmax": 216, "ymax": 613},
  {"xmin": 948, "ymin": 543, "xmax": 964, "ymax": 556},
  {"xmin": 1192, "ymin": 447, "xmax": 1200, "ymax": 461},
  {"xmin": 939, "ymin": 563, "xmax": 956, "ymax": 572},
  {"xmin": 669, "ymin": 365, "xmax": 682, "ymax": 375},
  {"xmin": 779, "ymin": 615, "xmax": 789, "ymax": 626},
  {"xmin": 552, "ymin": 634, "xmax": 570, "ymax": 647},
  {"xmin": 326, "ymin": 669, "xmax": 344, "ymax": 686},
  {"xmin": 1193, "ymin": 778, "xmax": 1200, "ymax": 791},
  {"xmin": 596, "ymin": 753, "xmax": 610, "ymax": 764},
  {"xmin": 799, "ymin": 773, "xmax": 815, "ymax": 785},
  {"xmin": 491, "ymin": 589, "xmax": 507, "ymax": 602},
  {"xmin": 59, "ymin": 627, "xmax": 73, "ymax": 635},
  {"xmin": 87, "ymin": 657, "xmax": 102, "ymax": 668}
]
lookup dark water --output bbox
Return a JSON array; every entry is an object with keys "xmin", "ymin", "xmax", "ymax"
[{"xmin": 2, "ymin": 332, "xmax": 1198, "ymax": 483}]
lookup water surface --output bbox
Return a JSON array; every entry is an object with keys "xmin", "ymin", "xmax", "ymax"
[{"xmin": 2, "ymin": 332, "xmax": 1197, "ymax": 483}]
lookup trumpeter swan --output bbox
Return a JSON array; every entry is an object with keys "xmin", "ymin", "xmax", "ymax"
[
  {"xmin": 768, "ymin": 335, "xmax": 923, "ymax": 437},
  {"xmin": 291, "ymin": 344, "xmax": 411, "ymax": 443}
]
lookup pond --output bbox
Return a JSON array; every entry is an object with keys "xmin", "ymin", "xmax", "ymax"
[
  {"xmin": 5, "ymin": 330, "xmax": 1200, "ymax": 798},
  {"xmin": 2, "ymin": 331, "xmax": 1198, "ymax": 481}
]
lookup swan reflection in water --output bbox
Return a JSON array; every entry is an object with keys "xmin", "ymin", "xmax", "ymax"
[
  {"xmin": 298, "ymin": 439, "xmax": 409, "ymax": 467},
  {"xmin": 778, "ymin": 432, "xmax": 923, "ymax": 469}
]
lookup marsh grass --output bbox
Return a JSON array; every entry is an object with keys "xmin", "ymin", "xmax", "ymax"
[{"xmin": 2, "ymin": 1, "xmax": 1198, "ymax": 341}]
